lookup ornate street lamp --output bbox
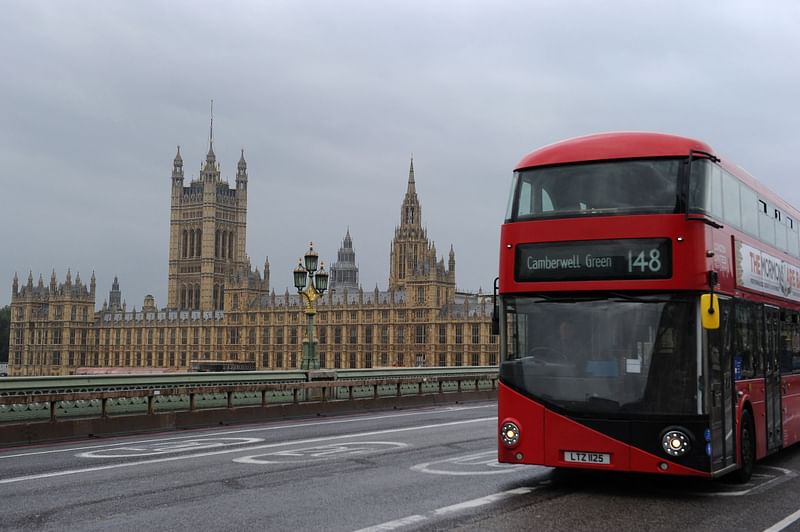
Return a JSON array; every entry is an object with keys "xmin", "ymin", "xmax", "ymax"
[{"xmin": 294, "ymin": 242, "xmax": 328, "ymax": 371}]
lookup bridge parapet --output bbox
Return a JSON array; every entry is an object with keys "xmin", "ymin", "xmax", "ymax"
[{"xmin": 0, "ymin": 367, "xmax": 498, "ymax": 446}]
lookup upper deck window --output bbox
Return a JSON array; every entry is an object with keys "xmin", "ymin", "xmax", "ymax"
[{"xmin": 507, "ymin": 158, "xmax": 681, "ymax": 222}]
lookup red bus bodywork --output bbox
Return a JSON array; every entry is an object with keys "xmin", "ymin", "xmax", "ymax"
[{"xmin": 497, "ymin": 132, "xmax": 800, "ymax": 479}]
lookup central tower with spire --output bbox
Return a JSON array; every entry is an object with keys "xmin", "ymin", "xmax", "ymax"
[
  {"xmin": 167, "ymin": 104, "xmax": 249, "ymax": 311},
  {"xmin": 388, "ymin": 158, "xmax": 455, "ymax": 300},
  {"xmin": 329, "ymin": 228, "xmax": 360, "ymax": 292}
]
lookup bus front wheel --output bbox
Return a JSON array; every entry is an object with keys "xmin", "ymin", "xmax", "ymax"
[{"xmin": 734, "ymin": 410, "xmax": 755, "ymax": 483}]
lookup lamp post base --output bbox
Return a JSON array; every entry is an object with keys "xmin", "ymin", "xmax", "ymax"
[{"xmin": 301, "ymin": 338, "xmax": 319, "ymax": 372}]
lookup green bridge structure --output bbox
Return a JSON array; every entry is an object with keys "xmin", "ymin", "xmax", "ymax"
[{"xmin": 0, "ymin": 367, "xmax": 498, "ymax": 446}]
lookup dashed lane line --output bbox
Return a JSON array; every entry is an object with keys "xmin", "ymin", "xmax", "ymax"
[{"xmin": 353, "ymin": 487, "xmax": 538, "ymax": 532}]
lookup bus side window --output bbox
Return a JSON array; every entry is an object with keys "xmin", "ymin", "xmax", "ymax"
[
  {"xmin": 722, "ymin": 171, "xmax": 741, "ymax": 228},
  {"xmin": 740, "ymin": 185, "xmax": 758, "ymax": 237},
  {"xmin": 734, "ymin": 302, "xmax": 760, "ymax": 380},
  {"xmin": 709, "ymin": 165, "xmax": 723, "ymax": 220},
  {"xmin": 788, "ymin": 312, "xmax": 800, "ymax": 373},
  {"xmin": 780, "ymin": 311, "xmax": 793, "ymax": 373}
]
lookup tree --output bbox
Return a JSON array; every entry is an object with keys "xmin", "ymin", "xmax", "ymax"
[{"xmin": 0, "ymin": 305, "xmax": 9, "ymax": 363}]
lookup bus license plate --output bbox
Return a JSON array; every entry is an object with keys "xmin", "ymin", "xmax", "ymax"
[{"xmin": 564, "ymin": 451, "xmax": 611, "ymax": 465}]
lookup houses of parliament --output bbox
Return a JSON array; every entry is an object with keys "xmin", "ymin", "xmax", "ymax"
[{"xmin": 7, "ymin": 132, "xmax": 497, "ymax": 376}]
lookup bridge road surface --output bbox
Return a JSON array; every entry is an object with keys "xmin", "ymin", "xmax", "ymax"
[{"xmin": 4, "ymin": 402, "xmax": 800, "ymax": 532}]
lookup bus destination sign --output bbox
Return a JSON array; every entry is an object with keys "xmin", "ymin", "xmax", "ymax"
[{"xmin": 515, "ymin": 238, "xmax": 672, "ymax": 282}]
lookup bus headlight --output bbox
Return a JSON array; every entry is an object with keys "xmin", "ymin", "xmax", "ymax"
[
  {"xmin": 500, "ymin": 421, "xmax": 521, "ymax": 448},
  {"xmin": 661, "ymin": 428, "xmax": 691, "ymax": 457}
]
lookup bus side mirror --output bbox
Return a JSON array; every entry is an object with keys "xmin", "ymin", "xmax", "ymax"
[{"xmin": 701, "ymin": 294, "xmax": 720, "ymax": 330}]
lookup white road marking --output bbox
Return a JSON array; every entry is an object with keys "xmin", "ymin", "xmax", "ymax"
[
  {"xmin": 433, "ymin": 487, "xmax": 535, "ymax": 515},
  {"xmin": 353, "ymin": 514, "xmax": 428, "ymax": 531},
  {"xmin": 764, "ymin": 507, "xmax": 800, "ymax": 532},
  {"xmin": 77, "ymin": 437, "xmax": 264, "ymax": 458},
  {"xmin": 411, "ymin": 450, "xmax": 529, "ymax": 476},
  {"xmin": 696, "ymin": 467, "xmax": 797, "ymax": 497},
  {"xmin": 0, "ymin": 403, "xmax": 494, "ymax": 459},
  {"xmin": 0, "ymin": 416, "xmax": 495, "ymax": 485},
  {"xmin": 234, "ymin": 441, "xmax": 408, "ymax": 464},
  {"xmin": 353, "ymin": 486, "xmax": 537, "ymax": 532}
]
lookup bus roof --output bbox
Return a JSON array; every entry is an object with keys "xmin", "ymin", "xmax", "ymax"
[
  {"xmin": 515, "ymin": 131, "xmax": 800, "ymax": 236},
  {"xmin": 515, "ymin": 132, "xmax": 714, "ymax": 170}
]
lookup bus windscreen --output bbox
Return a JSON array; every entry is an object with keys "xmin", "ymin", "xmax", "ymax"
[
  {"xmin": 508, "ymin": 158, "xmax": 682, "ymax": 221},
  {"xmin": 499, "ymin": 294, "xmax": 698, "ymax": 416}
]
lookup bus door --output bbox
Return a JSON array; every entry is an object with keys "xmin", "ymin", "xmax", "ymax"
[
  {"xmin": 706, "ymin": 298, "xmax": 735, "ymax": 469},
  {"xmin": 765, "ymin": 305, "xmax": 783, "ymax": 452}
]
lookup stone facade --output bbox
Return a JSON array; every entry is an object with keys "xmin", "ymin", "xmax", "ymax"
[{"xmin": 8, "ymin": 142, "xmax": 496, "ymax": 376}]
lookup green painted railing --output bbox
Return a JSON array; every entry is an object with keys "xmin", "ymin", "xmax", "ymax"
[
  {"xmin": 0, "ymin": 367, "xmax": 498, "ymax": 424},
  {"xmin": 0, "ymin": 371, "xmax": 308, "ymax": 395}
]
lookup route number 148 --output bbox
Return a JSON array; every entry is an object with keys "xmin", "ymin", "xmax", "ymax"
[{"xmin": 628, "ymin": 249, "xmax": 662, "ymax": 273}]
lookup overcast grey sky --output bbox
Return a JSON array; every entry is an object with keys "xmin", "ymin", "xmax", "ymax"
[{"xmin": 2, "ymin": 0, "xmax": 799, "ymax": 309}]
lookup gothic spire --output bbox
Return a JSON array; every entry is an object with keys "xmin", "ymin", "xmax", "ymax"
[
  {"xmin": 202, "ymin": 100, "xmax": 217, "ymax": 178},
  {"xmin": 401, "ymin": 156, "xmax": 421, "ymax": 227},
  {"xmin": 407, "ymin": 156, "xmax": 416, "ymax": 195},
  {"xmin": 208, "ymin": 99, "xmax": 215, "ymax": 156},
  {"xmin": 172, "ymin": 145, "xmax": 184, "ymax": 180}
]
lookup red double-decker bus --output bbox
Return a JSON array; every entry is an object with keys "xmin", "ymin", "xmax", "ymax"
[{"xmin": 496, "ymin": 132, "xmax": 800, "ymax": 482}]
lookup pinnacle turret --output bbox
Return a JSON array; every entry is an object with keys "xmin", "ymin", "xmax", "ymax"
[
  {"xmin": 172, "ymin": 145, "xmax": 184, "ymax": 181},
  {"xmin": 236, "ymin": 148, "xmax": 248, "ymax": 186}
]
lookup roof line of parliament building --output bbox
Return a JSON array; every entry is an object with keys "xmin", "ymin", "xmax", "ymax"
[{"xmin": 9, "ymin": 125, "xmax": 496, "ymax": 376}]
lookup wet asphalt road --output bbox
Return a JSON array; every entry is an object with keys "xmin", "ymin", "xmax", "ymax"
[{"xmin": 2, "ymin": 401, "xmax": 800, "ymax": 531}]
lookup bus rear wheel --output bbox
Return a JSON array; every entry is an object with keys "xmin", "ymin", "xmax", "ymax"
[{"xmin": 733, "ymin": 410, "xmax": 755, "ymax": 483}]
